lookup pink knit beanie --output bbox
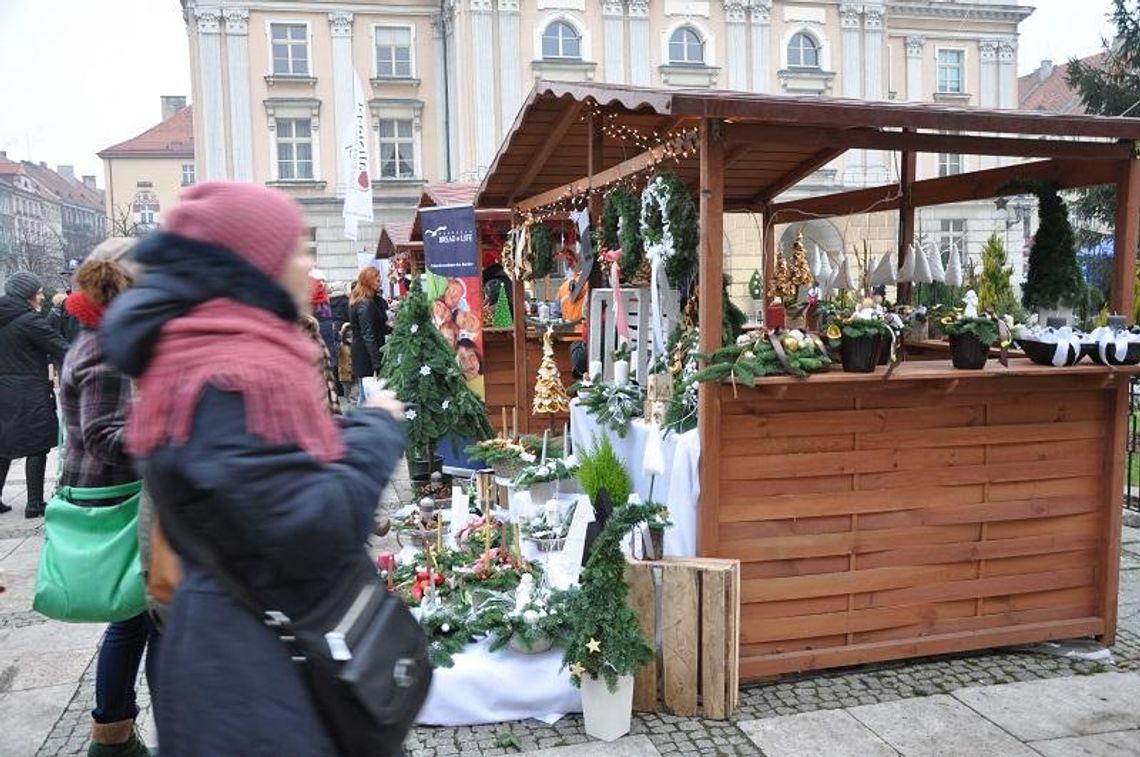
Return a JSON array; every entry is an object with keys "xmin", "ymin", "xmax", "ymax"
[{"xmin": 163, "ymin": 181, "xmax": 305, "ymax": 278}]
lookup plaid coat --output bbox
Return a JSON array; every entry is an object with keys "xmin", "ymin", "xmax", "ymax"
[{"xmin": 58, "ymin": 329, "xmax": 137, "ymax": 489}]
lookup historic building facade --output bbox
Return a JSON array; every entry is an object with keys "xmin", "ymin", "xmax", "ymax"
[{"xmin": 179, "ymin": 0, "xmax": 1033, "ymax": 287}]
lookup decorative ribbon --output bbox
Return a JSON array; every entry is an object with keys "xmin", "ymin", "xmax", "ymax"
[
  {"xmin": 1091, "ymin": 326, "xmax": 1130, "ymax": 366},
  {"xmin": 646, "ymin": 242, "xmax": 668, "ymax": 356},
  {"xmin": 1048, "ymin": 329, "xmax": 1082, "ymax": 367},
  {"xmin": 603, "ymin": 248, "xmax": 631, "ymax": 342}
]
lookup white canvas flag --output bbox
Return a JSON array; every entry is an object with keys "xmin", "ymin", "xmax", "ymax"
[
  {"xmin": 342, "ymin": 72, "xmax": 373, "ymax": 241},
  {"xmin": 868, "ymin": 250, "xmax": 897, "ymax": 286},
  {"xmin": 926, "ymin": 243, "xmax": 946, "ymax": 283},
  {"xmin": 944, "ymin": 243, "xmax": 964, "ymax": 287},
  {"xmin": 913, "ymin": 241, "xmax": 934, "ymax": 284},
  {"xmin": 898, "ymin": 244, "xmax": 916, "ymax": 282}
]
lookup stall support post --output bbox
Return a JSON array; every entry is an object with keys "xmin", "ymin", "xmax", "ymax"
[
  {"xmin": 511, "ymin": 276, "xmax": 528, "ymax": 436},
  {"xmin": 762, "ymin": 202, "xmax": 775, "ymax": 310},
  {"xmin": 896, "ymin": 144, "xmax": 916, "ymax": 304},
  {"xmin": 697, "ymin": 119, "xmax": 725, "ymax": 558},
  {"xmin": 587, "ymin": 106, "xmax": 606, "ymax": 290},
  {"xmin": 1112, "ymin": 148, "xmax": 1140, "ymax": 320}
]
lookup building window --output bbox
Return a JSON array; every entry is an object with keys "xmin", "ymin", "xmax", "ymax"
[
  {"xmin": 787, "ymin": 32, "xmax": 820, "ymax": 69},
  {"xmin": 378, "ymin": 118, "xmax": 415, "ymax": 179},
  {"xmin": 181, "ymin": 163, "xmax": 196, "ymax": 186},
  {"xmin": 132, "ymin": 190, "xmax": 160, "ymax": 230},
  {"xmin": 271, "ymin": 23, "xmax": 309, "ymax": 76},
  {"xmin": 376, "ymin": 27, "xmax": 412, "ymax": 78},
  {"xmin": 303, "ymin": 227, "xmax": 317, "ymax": 258},
  {"xmin": 668, "ymin": 26, "xmax": 704, "ymax": 65},
  {"xmin": 939, "ymin": 219, "xmax": 967, "ymax": 259},
  {"xmin": 938, "ymin": 153, "xmax": 962, "ymax": 177},
  {"xmin": 937, "ymin": 49, "xmax": 965, "ymax": 93},
  {"xmin": 542, "ymin": 20, "xmax": 581, "ymax": 61},
  {"xmin": 276, "ymin": 118, "xmax": 314, "ymax": 180}
]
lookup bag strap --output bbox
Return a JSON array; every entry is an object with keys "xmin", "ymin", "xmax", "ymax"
[{"xmin": 59, "ymin": 480, "xmax": 143, "ymax": 502}]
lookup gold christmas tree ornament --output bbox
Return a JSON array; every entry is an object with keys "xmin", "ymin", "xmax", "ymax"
[
  {"xmin": 790, "ymin": 231, "xmax": 813, "ymax": 287},
  {"xmin": 768, "ymin": 248, "xmax": 794, "ymax": 301},
  {"xmin": 532, "ymin": 326, "xmax": 570, "ymax": 414}
]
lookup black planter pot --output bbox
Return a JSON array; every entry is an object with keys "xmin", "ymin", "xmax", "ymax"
[
  {"xmin": 876, "ymin": 334, "xmax": 893, "ymax": 365},
  {"xmin": 409, "ymin": 453, "xmax": 444, "ymax": 481},
  {"xmin": 840, "ymin": 334, "xmax": 882, "ymax": 373},
  {"xmin": 949, "ymin": 333, "xmax": 989, "ymax": 369}
]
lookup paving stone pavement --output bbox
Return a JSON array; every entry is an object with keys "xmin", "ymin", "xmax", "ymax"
[{"xmin": 6, "ymin": 451, "xmax": 1140, "ymax": 756}]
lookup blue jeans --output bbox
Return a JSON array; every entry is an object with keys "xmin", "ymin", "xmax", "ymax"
[{"xmin": 93, "ymin": 612, "xmax": 159, "ymax": 724}]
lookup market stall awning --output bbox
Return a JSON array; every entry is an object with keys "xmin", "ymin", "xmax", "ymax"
[
  {"xmin": 411, "ymin": 182, "xmax": 512, "ymax": 241},
  {"xmin": 478, "ymin": 80, "xmax": 1140, "ymax": 214},
  {"xmin": 375, "ymin": 220, "xmax": 420, "ymax": 259}
]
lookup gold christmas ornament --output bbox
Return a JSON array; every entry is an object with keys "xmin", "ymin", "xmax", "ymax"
[
  {"xmin": 768, "ymin": 248, "xmax": 795, "ymax": 301},
  {"xmin": 585, "ymin": 637, "xmax": 602, "ymax": 654},
  {"xmin": 532, "ymin": 327, "xmax": 570, "ymax": 414},
  {"xmin": 790, "ymin": 231, "xmax": 813, "ymax": 287}
]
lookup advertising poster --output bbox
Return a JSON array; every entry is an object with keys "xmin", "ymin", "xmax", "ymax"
[{"xmin": 421, "ymin": 204, "xmax": 485, "ymax": 399}]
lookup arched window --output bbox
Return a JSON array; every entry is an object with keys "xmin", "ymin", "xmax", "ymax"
[
  {"xmin": 542, "ymin": 20, "xmax": 581, "ymax": 61},
  {"xmin": 787, "ymin": 32, "xmax": 820, "ymax": 69},
  {"xmin": 669, "ymin": 26, "xmax": 704, "ymax": 65}
]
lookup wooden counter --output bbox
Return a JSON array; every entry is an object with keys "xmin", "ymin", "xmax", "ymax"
[{"xmin": 704, "ymin": 359, "xmax": 1135, "ymax": 679}]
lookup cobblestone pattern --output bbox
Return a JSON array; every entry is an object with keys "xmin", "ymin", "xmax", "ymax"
[{"xmin": 35, "ymin": 650, "xmax": 99, "ymax": 757}]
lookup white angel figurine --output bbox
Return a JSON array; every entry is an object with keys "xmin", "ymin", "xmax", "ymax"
[{"xmin": 963, "ymin": 290, "xmax": 979, "ymax": 318}]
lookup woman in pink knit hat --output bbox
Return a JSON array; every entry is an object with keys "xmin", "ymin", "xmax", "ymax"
[{"xmin": 101, "ymin": 182, "xmax": 411, "ymax": 755}]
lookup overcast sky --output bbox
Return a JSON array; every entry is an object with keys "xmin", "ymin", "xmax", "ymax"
[{"xmin": 0, "ymin": 0, "xmax": 1120, "ymax": 186}]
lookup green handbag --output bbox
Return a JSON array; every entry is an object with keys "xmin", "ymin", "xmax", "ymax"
[{"xmin": 34, "ymin": 480, "xmax": 148, "ymax": 623}]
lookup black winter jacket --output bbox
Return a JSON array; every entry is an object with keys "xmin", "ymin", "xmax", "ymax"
[
  {"xmin": 0, "ymin": 295, "xmax": 68, "ymax": 458},
  {"xmin": 349, "ymin": 295, "xmax": 388, "ymax": 379}
]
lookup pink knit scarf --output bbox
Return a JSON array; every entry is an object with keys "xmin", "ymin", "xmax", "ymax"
[{"xmin": 127, "ymin": 299, "xmax": 346, "ymax": 463}]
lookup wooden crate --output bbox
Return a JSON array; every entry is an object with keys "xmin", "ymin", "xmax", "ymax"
[{"xmin": 625, "ymin": 556, "xmax": 741, "ymax": 719}]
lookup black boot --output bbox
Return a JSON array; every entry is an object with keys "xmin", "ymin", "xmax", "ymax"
[
  {"xmin": 24, "ymin": 502, "xmax": 45, "ymax": 519},
  {"xmin": 0, "ymin": 502, "xmax": 11, "ymax": 514}
]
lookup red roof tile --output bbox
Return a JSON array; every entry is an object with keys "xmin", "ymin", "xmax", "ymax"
[
  {"xmin": 98, "ymin": 105, "xmax": 195, "ymax": 158},
  {"xmin": 20, "ymin": 162, "xmax": 103, "ymax": 211},
  {"xmin": 1019, "ymin": 53, "xmax": 1107, "ymax": 115}
]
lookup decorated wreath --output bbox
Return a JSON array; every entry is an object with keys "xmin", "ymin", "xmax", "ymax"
[
  {"xmin": 640, "ymin": 172, "xmax": 699, "ymax": 289},
  {"xmin": 602, "ymin": 189, "xmax": 644, "ymax": 283}
]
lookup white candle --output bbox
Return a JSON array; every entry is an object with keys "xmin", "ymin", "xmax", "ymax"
[
  {"xmin": 541, "ymin": 429, "xmax": 549, "ymax": 464},
  {"xmin": 562, "ymin": 423, "xmax": 569, "ymax": 458},
  {"xmin": 589, "ymin": 360, "xmax": 603, "ymax": 381},
  {"xmin": 614, "ymin": 360, "xmax": 630, "ymax": 388}
]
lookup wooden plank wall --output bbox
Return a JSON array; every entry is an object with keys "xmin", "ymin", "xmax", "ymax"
[
  {"xmin": 713, "ymin": 374, "xmax": 1121, "ymax": 679},
  {"xmin": 483, "ymin": 330, "xmax": 576, "ymax": 436}
]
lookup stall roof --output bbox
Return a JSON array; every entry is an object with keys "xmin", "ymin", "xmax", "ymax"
[
  {"xmin": 376, "ymin": 221, "xmax": 420, "ymax": 259},
  {"xmin": 478, "ymin": 80, "xmax": 1140, "ymax": 213},
  {"xmin": 411, "ymin": 182, "xmax": 512, "ymax": 240}
]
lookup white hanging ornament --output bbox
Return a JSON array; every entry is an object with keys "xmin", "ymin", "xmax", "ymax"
[
  {"xmin": 817, "ymin": 253, "xmax": 834, "ymax": 296},
  {"xmin": 926, "ymin": 242, "xmax": 946, "ymax": 283},
  {"xmin": 944, "ymin": 243, "xmax": 964, "ymax": 287},
  {"xmin": 913, "ymin": 241, "xmax": 934, "ymax": 284},
  {"xmin": 868, "ymin": 250, "xmax": 898, "ymax": 287},
  {"xmin": 808, "ymin": 244, "xmax": 821, "ymax": 278},
  {"xmin": 831, "ymin": 251, "xmax": 855, "ymax": 291},
  {"xmin": 898, "ymin": 244, "xmax": 916, "ymax": 282}
]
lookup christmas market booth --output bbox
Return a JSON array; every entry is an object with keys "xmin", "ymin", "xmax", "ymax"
[
  {"xmin": 476, "ymin": 80, "xmax": 1140, "ymax": 681},
  {"xmin": 408, "ymin": 182, "xmax": 579, "ymax": 437}
]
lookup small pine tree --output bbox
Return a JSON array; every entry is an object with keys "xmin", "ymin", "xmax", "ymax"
[
  {"xmin": 492, "ymin": 281, "xmax": 513, "ymax": 328},
  {"xmin": 976, "ymin": 233, "xmax": 1020, "ymax": 316},
  {"xmin": 532, "ymin": 327, "xmax": 569, "ymax": 415},
  {"xmin": 380, "ymin": 279, "xmax": 493, "ymax": 461},
  {"xmin": 1006, "ymin": 179, "xmax": 1084, "ymax": 312},
  {"xmin": 748, "ymin": 269, "xmax": 764, "ymax": 301},
  {"xmin": 562, "ymin": 498, "xmax": 657, "ymax": 691}
]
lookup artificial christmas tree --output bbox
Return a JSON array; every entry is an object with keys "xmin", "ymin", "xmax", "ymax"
[
  {"xmin": 532, "ymin": 327, "xmax": 570, "ymax": 415},
  {"xmin": 768, "ymin": 249, "xmax": 793, "ymax": 301},
  {"xmin": 790, "ymin": 231, "xmax": 813, "ymax": 291},
  {"xmin": 492, "ymin": 281, "xmax": 513, "ymax": 328},
  {"xmin": 381, "ymin": 279, "xmax": 493, "ymax": 476}
]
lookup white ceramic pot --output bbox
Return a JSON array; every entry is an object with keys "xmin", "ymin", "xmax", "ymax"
[
  {"xmin": 580, "ymin": 673, "xmax": 634, "ymax": 742},
  {"xmin": 528, "ymin": 480, "xmax": 555, "ymax": 504}
]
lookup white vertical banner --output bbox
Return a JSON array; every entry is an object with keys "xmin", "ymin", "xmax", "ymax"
[{"xmin": 342, "ymin": 72, "xmax": 373, "ymax": 241}]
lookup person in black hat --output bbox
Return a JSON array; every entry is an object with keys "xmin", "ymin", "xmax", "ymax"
[{"xmin": 0, "ymin": 271, "xmax": 69, "ymax": 517}]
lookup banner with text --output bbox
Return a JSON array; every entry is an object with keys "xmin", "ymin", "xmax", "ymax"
[{"xmin": 421, "ymin": 204, "xmax": 485, "ymax": 398}]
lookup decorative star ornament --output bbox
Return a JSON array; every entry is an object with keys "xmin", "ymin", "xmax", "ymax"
[
  {"xmin": 585, "ymin": 637, "xmax": 602, "ymax": 654},
  {"xmin": 569, "ymin": 663, "xmax": 586, "ymax": 678}
]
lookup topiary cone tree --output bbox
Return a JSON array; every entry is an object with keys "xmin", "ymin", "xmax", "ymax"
[
  {"xmin": 381, "ymin": 278, "xmax": 493, "ymax": 467},
  {"xmin": 563, "ymin": 498, "xmax": 657, "ymax": 692},
  {"xmin": 1002, "ymin": 179, "xmax": 1084, "ymax": 315}
]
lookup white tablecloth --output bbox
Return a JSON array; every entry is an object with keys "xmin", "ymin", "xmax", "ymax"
[
  {"xmin": 569, "ymin": 399, "xmax": 700, "ymax": 556},
  {"xmin": 417, "ymin": 637, "xmax": 581, "ymax": 725}
]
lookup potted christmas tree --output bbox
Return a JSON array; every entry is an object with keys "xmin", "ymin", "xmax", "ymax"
[
  {"xmin": 562, "ymin": 498, "xmax": 657, "ymax": 741},
  {"xmin": 381, "ymin": 279, "xmax": 493, "ymax": 480}
]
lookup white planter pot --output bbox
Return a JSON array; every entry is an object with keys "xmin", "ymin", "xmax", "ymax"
[
  {"xmin": 580, "ymin": 673, "xmax": 634, "ymax": 742},
  {"xmin": 527, "ymin": 480, "xmax": 555, "ymax": 504}
]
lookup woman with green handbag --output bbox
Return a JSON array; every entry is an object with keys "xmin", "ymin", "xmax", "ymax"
[{"xmin": 48, "ymin": 238, "xmax": 155, "ymax": 757}]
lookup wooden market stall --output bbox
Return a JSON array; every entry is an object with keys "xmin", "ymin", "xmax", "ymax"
[
  {"xmin": 409, "ymin": 183, "xmax": 576, "ymax": 435},
  {"xmin": 478, "ymin": 80, "xmax": 1140, "ymax": 680}
]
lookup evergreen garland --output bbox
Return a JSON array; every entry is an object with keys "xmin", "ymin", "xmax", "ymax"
[
  {"xmin": 562, "ymin": 499, "xmax": 658, "ymax": 691},
  {"xmin": 1000, "ymin": 179, "xmax": 1084, "ymax": 311},
  {"xmin": 531, "ymin": 224, "xmax": 554, "ymax": 280},
  {"xmin": 380, "ymin": 279, "xmax": 493, "ymax": 459},
  {"xmin": 602, "ymin": 189, "xmax": 645, "ymax": 281},
  {"xmin": 579, "ymin": 381, "xmax": 644, "ymax": 438},
  {"xmin": 640, "ymin": 172, "xmax": 699, "ymax": 288}
]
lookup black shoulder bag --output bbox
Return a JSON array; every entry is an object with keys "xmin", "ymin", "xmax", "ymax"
[{"xmin": 157, "ymin": 497, "xmax": 432, "ymax": 757}]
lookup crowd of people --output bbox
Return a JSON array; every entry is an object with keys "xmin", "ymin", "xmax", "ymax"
[{"xmin": 0, "ymin": 181, "xmax": 408, "ymax": 755}]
